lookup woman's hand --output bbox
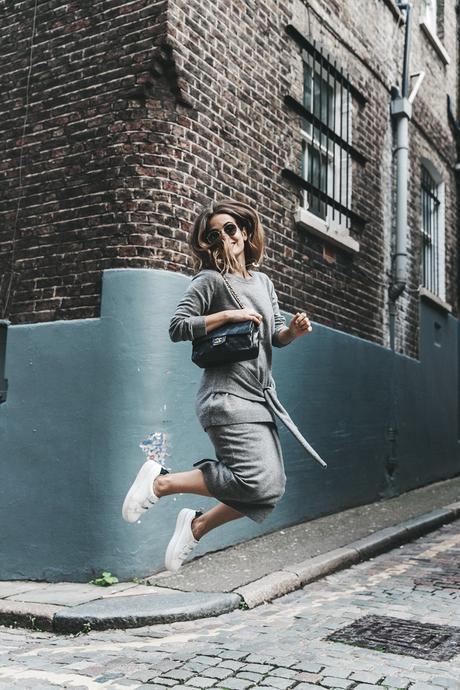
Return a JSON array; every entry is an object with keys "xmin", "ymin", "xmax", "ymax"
[
  {"xmin": 287, "ymin": 312, "xmax": 312, "ymax": 339},
  {"xmin": 226, "ymin": 308, "xmax": 263, "ymax": 326}
]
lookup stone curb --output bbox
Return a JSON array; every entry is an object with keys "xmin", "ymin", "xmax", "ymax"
[
  {"xmin": 234, "ymin": 503, "xmax": 460, "ymax": 609},
  {"xmin": 53, "ymin": 591, "xmax": 241, "ymax": 634},
  {"xmin": 2, "ymin": 502, "xmax": 459, "ymax": 631},
  {"xmin": 235, "ymin": 571, "xmax": 300, "ymax": 609},
  {"xmin": 0, "ymin": 600, "xmax": 61, "ymax": 632},
  {"xmin": 1, "ymin": 590, "xmax": 242, "ymax": 634},
  {"xmin": 286, "ymin": 547, "xmax": 361, "ymax": 586}
]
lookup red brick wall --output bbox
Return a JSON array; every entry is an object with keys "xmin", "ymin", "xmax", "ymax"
[
  {"xmin": 1, "ymin": 0, "xmax": 458, "ymax": 361},
  {"xmin": 0, "ymin": 0, "xmax": 174, "ymax": 322}
]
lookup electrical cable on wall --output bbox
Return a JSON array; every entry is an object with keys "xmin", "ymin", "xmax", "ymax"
[{"xmin": 1, "ymin": 0, "xmax": 39, "ymax": 320}]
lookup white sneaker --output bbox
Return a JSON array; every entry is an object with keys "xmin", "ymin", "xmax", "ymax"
[
  {"xmin": 122, "ymin": 460, "xmax": 167, "ymax": 523},
  {"xmin": 165, "ymin": 508, "xmax": 202, "ymax": 572}
]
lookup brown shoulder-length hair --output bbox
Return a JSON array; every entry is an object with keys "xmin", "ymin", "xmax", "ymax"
[{"xmin": 189, "ymin": 198, "xmax": 265, "ymax": 274}]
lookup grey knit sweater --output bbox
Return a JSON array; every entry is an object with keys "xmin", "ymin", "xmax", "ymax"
[
  {"xmin": 169, "ymin": 268, "xmax": 287, "ymax": 428},
  {"xmin": 169, "ymin": 268, "xmax": 327, "ymax": 468}
]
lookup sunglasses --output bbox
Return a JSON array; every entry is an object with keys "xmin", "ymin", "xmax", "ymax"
[{"xmin": 204, "ymin": 222, "xmax": 240, "ymax": 245}]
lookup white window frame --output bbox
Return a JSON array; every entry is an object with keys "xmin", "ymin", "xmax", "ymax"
[
  {"xmin": 420, "ymin": 159, "xmax": 447, "ymax": 304},
  {"xmin": 420, "ymin": 0, "xmax": 450, "ymax": 64},
  {"xmin": 422, "ymin": 0, "xmax": 437, "ymax": 34}
]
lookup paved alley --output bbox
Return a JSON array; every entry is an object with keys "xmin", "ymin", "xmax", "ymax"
[{"xmin": 1, "ymin": 521, "xmax": 460, "ymax": 690}]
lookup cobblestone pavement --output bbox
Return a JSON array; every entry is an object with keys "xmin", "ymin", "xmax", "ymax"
[{"xmin": 1, "ymin": 522, "xmax": 460, "ymax": 690}]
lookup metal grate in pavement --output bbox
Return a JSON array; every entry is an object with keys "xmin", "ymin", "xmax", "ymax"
[{"xmin": 326, "ymin": 614, "xmax": 460, "ymax": 661}]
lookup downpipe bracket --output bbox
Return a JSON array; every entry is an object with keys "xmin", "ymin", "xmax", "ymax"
[
  {"xmin": 389, "ymin": 281, "xmax": 406, "ymax": 302},
  {"xmin": 390, "ymin": 95, "xmax": 412, "ymax": 120}
]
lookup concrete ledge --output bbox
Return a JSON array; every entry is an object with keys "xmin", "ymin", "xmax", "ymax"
[
  {"xmin": 284, "ymin": 547, "xmax": 360, "ymax": 585},
  {"xmin": 348, "ymin": 525, "xmax": 409, "ymax": 559},
  {"xmin": 2, "ymin": 501, "xmax": 459, "ymax": 632},
  {"xmin": 234, "ymin": 571, "xmax": 300, "ymax": 609},
  {"xmin": 345, "ymin": 507, "xmax": 457, "ymax": 561},
  {"xmin": 445, "ymin": 501, "xmax": 460, "ymax": 516},
  {"xmin": 235, "ymin": 505, "xmax": 460, "ymax": 610},
  {"xmin": 53, "ymin": 591, "xmax": 241, "ymax": 633},
  {"xmin": 398, "ymin": 508, "xmax": 455, "ymax": 540},
  {"xmin": 0, "ymin": 600, "xmax": 62, "ymax": 632}
]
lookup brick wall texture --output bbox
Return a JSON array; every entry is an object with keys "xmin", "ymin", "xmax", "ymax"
[{"xmin": 0, "ymin": 0, "xmax": 458, "ymax": 359}]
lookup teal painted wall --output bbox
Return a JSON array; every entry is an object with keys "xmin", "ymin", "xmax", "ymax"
[{"xmin": 1, "ymin": 269, "xmax": 458, "ymax": 581}]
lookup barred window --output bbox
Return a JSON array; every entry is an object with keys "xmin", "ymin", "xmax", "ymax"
[
  {"xmin": 300, "ymin": 51, "xmax": 352, "ymax": 233},
  {"xmin": 421, "ymin": 164, "xmax": 443, "ymax": 297},
  {"xmin": 283, "ymin": 26, "xmax": 367, "ymax": 252}
]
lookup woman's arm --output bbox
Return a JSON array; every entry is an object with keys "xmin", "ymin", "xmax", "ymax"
[
  {"xmin": 275, "ymin": 326, "xmax": 296, "ymax": 346},
  {"xmin": 169, "ymin": 274, "xmax": 214, "ymax": 342},
  {"xmin": 204, "ymin": 308, "xmax": 263, "ymax": 334},
  {"xmin": 169, "ymin": 273, "xmax": 262, "ymax": 341},
  {"xmin": 268, "ymin": 277, "xmax": 289, "ymax": 348},
  {"xmin": 203, "ymin": 311, "xmax": 230, "ymax": 333},
  {"xmin": 268, "ymin": 276, "xmax": 312, "ymax": 347},
  {"xmin": 275, "ymin": 313, "xmax": 312, "ymax": 345}
]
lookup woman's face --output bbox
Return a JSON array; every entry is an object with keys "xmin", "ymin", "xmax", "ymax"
[{"xmin": 206, "ymin": 213, "xmax": 248, "ymax": 264}]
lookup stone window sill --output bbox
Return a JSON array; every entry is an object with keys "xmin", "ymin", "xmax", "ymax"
[
  {"xmin": 419, "ymin": 286, "xmax": 452, "ymax": 313},
  {"xmin": 420, "ymin": 21, "xmax": 450, "ymax": 65},
  {"xmin": 294, "ymin": 208, "xmax": 360, "ymax": 254}
]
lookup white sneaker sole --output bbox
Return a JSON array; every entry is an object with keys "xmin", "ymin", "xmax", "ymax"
[
  {"xmin": 164, "ymin": 509, "xmax": 197, "ymax": 572},
  {"xmin": 121, "ymin": 460, "xmax": 163, "ymax": 523}
]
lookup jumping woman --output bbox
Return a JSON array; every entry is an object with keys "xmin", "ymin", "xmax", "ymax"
[{"xmin": 122, "ymin": 198, "xmax": 326, "ymax": 572}]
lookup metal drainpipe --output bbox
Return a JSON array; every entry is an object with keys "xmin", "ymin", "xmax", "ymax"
[
  {"xmin": 383, "ymin": 1, "xmax": 414, "ymax": 493},
  {"xmin": 389, "ymin": 1, "xmax": 413, "ymax": 352}
]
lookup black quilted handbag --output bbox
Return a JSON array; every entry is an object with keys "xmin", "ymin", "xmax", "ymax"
[{"xmin": 191, "ymin": 273, "xmax": 260, "ymax": 369}]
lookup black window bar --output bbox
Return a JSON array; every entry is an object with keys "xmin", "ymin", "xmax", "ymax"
[
  {"xmin": 421, "ymin": 166, "xmax": 440, "ymax": 296},
  {"xmin": 303, "ymin": 43, "xmax": 351, "ymax": 229},
  {"xmin": 283, "ymin": 25, "xmax": 368, "ymax": 232}
]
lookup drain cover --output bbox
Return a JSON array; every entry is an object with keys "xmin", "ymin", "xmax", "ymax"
[{"xmin": 327, "ymin": 615, "xmax": 460, "ymax": 661}]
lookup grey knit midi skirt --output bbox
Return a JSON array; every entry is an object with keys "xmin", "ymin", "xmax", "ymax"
[{"xmin": 193, "ymin": 421, "xmax": 287, "ymax": 523}]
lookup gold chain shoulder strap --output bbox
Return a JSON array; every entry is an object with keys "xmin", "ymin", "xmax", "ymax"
[{"xmin": 220, "ymin": 272, "xmax": 246, "ymax": 310}]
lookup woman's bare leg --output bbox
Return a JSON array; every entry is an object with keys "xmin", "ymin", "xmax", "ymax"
[
  {"xmin": 154, "ymin": 471, "xmax": 244, "ymax": 539},
  {"xmin": 191, "ymin": 502, "xmax": 244, "ymax": 540},
  {"xmin": 154, "ymin": 469, "xmax": 213, "ymax": 498}
]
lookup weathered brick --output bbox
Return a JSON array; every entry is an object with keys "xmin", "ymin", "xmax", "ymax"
[{"xmin": 0, "ymin": 0, "xmax": 457, "ymax": 366}]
